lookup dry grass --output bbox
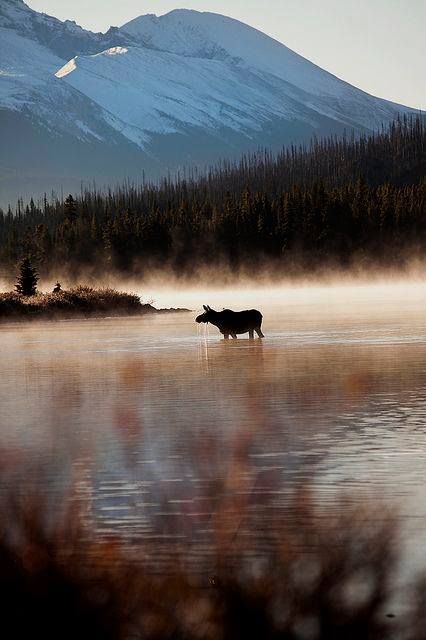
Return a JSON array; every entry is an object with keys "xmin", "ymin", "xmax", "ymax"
[{"xmin": 0, "ymin": 286, "xmax": 149, "ymax": 320}]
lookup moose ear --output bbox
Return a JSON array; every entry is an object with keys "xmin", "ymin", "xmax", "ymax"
[{"xmin": 203, "ymin": 305, "xmax": 209, "ymax": 312}]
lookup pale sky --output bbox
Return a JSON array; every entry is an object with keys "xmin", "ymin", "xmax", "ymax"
[{"xmin": 26, "ymin": 0, "xmax": 425, "ymax": 109}]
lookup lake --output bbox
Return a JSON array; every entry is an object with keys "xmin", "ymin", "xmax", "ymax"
[{"xmin": 1, "ymin": 280, "xmax": 426, "ymax": 576}]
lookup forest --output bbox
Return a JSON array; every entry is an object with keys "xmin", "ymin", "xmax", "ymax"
[{"xmin": 0, "ymin": 115, "xmax": 424, "ymax": 278}]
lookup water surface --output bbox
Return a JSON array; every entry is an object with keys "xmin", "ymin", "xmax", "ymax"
[{"xmin": 1, "ymin": 282, "xmax": 426, "ymax": 572}]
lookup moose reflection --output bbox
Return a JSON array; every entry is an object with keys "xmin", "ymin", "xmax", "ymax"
[{"xmin": 196, "ymin": 305, "xmax": 264, "ymax": 340}]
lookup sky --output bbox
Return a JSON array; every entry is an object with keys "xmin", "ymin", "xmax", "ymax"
[{"xmin": 26, "ymin": 0, "xmax": 425, "ymax": 109}]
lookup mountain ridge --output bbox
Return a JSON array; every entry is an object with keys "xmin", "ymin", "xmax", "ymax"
[{"xmin": 0, "ymin": 1, "xmax": 415, "ymax": 207}]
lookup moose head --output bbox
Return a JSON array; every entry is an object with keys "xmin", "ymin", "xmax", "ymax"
[{"xmin": 196, "ymin": 305, "xmax": 215, "ymax": 324}]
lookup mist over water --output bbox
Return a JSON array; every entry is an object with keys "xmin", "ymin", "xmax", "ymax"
[{"xmin": 1, "ymin": 280, "xmax": 426, "ymax": 575}]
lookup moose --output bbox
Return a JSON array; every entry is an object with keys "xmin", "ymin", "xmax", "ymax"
[{"xmin": 196, "ymin": 305, "xmax": 265, "ymax": 340}]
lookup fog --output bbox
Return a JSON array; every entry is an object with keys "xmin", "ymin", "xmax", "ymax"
[
  {"xmin": 2, "ymin": 271, "xmax": 426, "ymax": 588},
  {"xmin": 4, "ymin": 259, "xmax": 426, "ymax": 307}
]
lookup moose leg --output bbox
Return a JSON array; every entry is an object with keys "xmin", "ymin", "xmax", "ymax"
[
  {"xmin": 231, "ymin": 332, "xmax": 238, "ymax": 340},
  {"xmin": 255, "ymin": 328, "xmax": 265, "ymax": 338},
  {"xmin": 249, "ymin": 330, "xmax": 254, "ymax": 340},
  {"xmin": 224, "ymin": 333, "xmax": 230, "ymax": 340}
]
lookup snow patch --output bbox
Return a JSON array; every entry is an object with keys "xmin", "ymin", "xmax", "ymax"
[
  {"xmin": 55, "ymin": 58, "xmax": 77, "ymax": 78},
  {"xmin": 55, "ymin": 49, "xmax": 128, "ymax": 79},
  {"xmin": 75, "ymin": 119, "xmax": 103, "ymax": 141},
  {"xmin": 0, "ymin": 70, "xmax": 24, "ymax": 77},
  {"xmin": 101, "ymin": 47, "xmax": 129, "ymax": 56}
]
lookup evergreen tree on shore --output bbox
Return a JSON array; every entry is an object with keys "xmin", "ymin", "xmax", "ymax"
[{"xmin": 15, "ymin": 258, "xmax": 39, "ymax": 297}]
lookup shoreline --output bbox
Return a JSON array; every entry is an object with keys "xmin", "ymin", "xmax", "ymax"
[
  {"xmin": 0, "ymin": 307, "xmax": 192, "ymax": 324},
  {"xmin": 0, "ymin": 287, "xmax": 191, "ymax": 323}
]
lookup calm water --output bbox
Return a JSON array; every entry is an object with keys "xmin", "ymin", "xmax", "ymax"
[{"xmin": 1, "ymin": 281, "xmax": 426, "ymax": 572}]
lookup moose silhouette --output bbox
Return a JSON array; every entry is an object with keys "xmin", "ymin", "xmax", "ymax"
[{"xmin": 196, "ymin": 305, "xmax": 264, "ymax": 340}]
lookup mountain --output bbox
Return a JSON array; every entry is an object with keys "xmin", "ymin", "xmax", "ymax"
[{"xmin": 0, "ymin": 0, "xmax": 414, "ymax": 207}]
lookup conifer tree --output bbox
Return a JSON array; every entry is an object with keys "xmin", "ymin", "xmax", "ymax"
[
  {"xmin": 64, "ymin": 194, "xmax": 77, "ymax": 223},
  {"xmin": 0, "ymin": 116, "xmax": 423, "ymax": 276},
  {"xmin": 15, "ymin": 257, "xmax": 39, "ymax": 297}
]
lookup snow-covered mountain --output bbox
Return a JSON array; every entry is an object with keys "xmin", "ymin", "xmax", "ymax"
[{"xmin": 0, "ymin": 0, "xmax": 413, "ymax": 206}]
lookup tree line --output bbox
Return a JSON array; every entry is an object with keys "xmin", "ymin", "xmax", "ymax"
[{"xmin": 0, "ymin": 115, "xmax": 424, "ymax": 277}]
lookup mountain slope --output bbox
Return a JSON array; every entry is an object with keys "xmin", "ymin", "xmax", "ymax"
[
  {"xmin": 0, "ymin": 1, "xmax": 414, "ymax": 207},
  {"xmin": 58, "ymin": 9, "xmax": 410, "ymax": 141},
  {"xmin": 121, "ymin": 10, "xmax": 368, "ymax": 98},
  {"xmin": 118, "ymin": 10, "xmax": 409, "ymax": 130},
  {"xmin": 0, "ymin": 0, "xmax": 156, "ymax": 205}
]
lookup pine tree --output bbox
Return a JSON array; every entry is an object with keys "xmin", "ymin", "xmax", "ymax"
[
  {"xmin": 64, "ymin": 194, "xmax": 77, "ymax": 224},
  {"xmin": 0, "ymin": 116, "xmax": 423, "ymax": 276},
  {"xmin": 15, "ymin": 257, "xmax": 39, "ymax": 297}
]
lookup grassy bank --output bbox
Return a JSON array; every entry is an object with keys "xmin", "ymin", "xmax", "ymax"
[{"xmin": 0, "ymin": 286, "xmax": 188, "ymax": 320}]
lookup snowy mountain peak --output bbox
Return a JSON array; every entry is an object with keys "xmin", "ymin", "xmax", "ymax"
[
  {"xmin": 119, "ymin": 10, "xmax": 350, "ymax": 97},
  {"xmin": 0, "ymin": 1, "xmax": 414, "ymax": 207}
]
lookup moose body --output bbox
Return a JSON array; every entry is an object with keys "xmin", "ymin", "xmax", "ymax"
[{"xmin": 196, "ymin": 305, "xmax": 264, "ymax": 340}]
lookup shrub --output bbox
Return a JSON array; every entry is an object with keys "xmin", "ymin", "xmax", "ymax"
[
  {"xmin": 0, "ymin": 487, "xmax": 414, "ymax": 640},
  {"xmin": 0, "ymin": 287, "xmax": 143, "ymax": 320}
]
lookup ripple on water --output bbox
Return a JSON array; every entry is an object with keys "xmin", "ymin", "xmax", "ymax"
[{"xmin": 1, "ymin": 286, "xmax": 426, "ymax": 570}]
